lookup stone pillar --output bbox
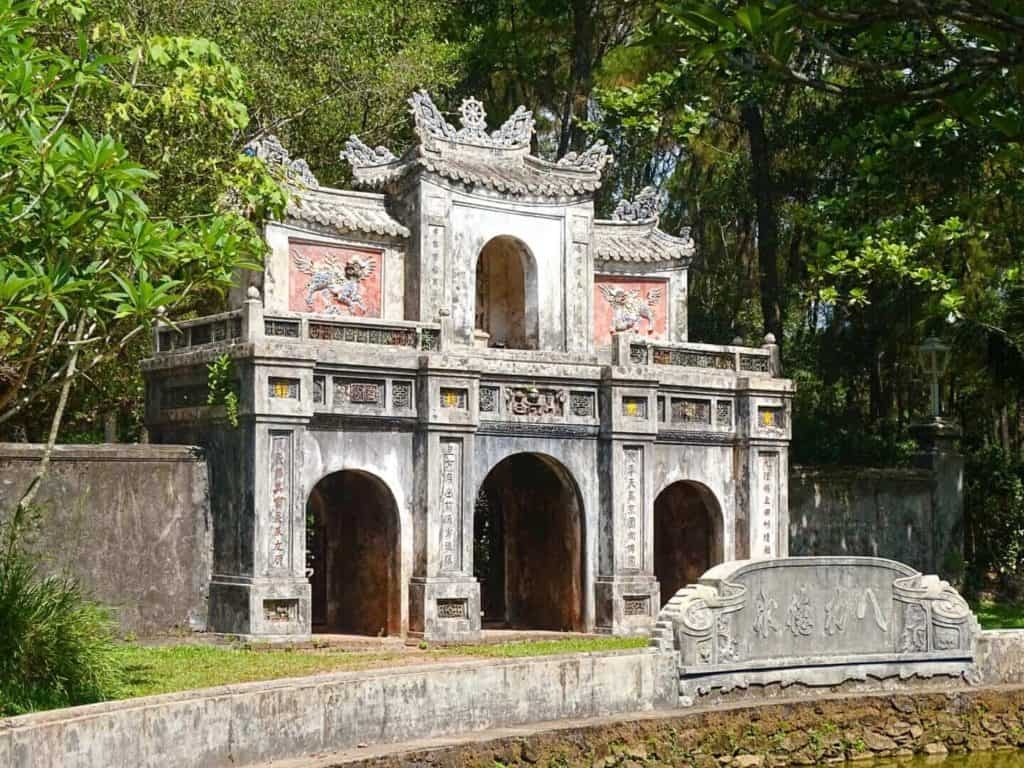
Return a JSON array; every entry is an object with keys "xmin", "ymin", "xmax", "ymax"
[
  {"xmin": 207, "ymin": 352, "xmax": 315, "ymax": 639},
  {"xmin": 735, "ymin": 381, "xmax": 793, "ymax": 561},
  {"xmin": 595, "ymin": 367, "xmax": 660, "ymax": 635},
  {"xmin": 408, "ymin": 357, "xmax": 482, "ymax": 641},
  {"xmin": 911, "ymin": 419, "xmax": 964, "ymax": 578}
]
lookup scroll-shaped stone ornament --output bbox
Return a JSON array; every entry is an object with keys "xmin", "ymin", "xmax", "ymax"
[
  {"xmin": 613, "ymin": 186, "xmax": 661, "ymax": 222},
  {"xmin": 491, "ymin": 105, "xmax": 535, "ymax": 146},
  {"xmin": 408, "ymin": 89, "xmax": 457, "ymax": 141},
  {"xmin": 407, "ymin": 90, "xmax": 535, "ymax": 149},
  {"xmin": 557, "ymin": 139, "xmax": 612, "ymax": 172},
  {"xmin": 342, "ymin": 135, "xmax": 397, "ymax": 167},
  {"xmin": 243, "ymin": 134, "xmax": 319, "ymax": 188},
  {"xmin": 652, "ymin": 557, "xmax": 981, "ymax": 705}
]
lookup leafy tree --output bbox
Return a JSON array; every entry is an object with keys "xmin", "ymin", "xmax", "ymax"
[{"xmin": 0, "ymin": 0, "xmax": 283, "ymax": 510}]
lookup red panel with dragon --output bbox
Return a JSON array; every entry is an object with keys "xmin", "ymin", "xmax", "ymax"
[
  {"xmin": 593, "ymin": 275, "xmax": 668, "ymax": 345},
  {"xmin": 288, "ymin": 241, "xmax": 382, "ymax": 317}
]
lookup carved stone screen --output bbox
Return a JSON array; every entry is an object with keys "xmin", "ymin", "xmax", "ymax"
[
  {"xmin": 593, "ymin": 276, "xmax": 668, "ymax": 346},
  {"xmin": 289, "ymin": 240, "xmax": 383, "ymax": 317}
]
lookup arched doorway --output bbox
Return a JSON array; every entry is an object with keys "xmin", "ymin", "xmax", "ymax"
[
  {"xmin": 653, "ymin": 481, "xmax": 723, "ymax": 607},
  {"xmin": 306, "ymin": 470, "xmax": 400, "ymax": 635},
  {"xmin": 473, "ymin": 454, "xmax": 583, "ymax": 630},
  {"xmin": 474, "ymin": 236, "xmax": 538, "ymax": 349}
]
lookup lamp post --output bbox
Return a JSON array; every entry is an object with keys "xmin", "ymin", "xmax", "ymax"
[{"xmin": 916, "ymin": 336, "xmax": 951, "ymax": 420}]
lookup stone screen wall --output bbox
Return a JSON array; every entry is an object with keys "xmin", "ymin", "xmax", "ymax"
[
  {"xmin": 0, "ymin": 444, "xmax": 211, "ymax": 636},
  {"xmin": 788, "ymin": 466, "xmax": 942, "ymax": 574}
]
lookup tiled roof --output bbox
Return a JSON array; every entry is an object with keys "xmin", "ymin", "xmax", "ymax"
[
  {"xmin": 286, "ymin": 188, "xmax": 409, "ymax": 238},
  {"xmin": 593, "ymin": 219, "xmax": 694, "ymax": 265}
]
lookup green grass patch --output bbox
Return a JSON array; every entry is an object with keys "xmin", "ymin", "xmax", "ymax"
[
  {"xmin": 972, "ymin": 598, "xmax": 1024, "ymax": 630},
  {"xmin": 450, "ymin": 636, "xmax": 649, "ymax": 658},
  {"xmin": 109, "ymin": 636, "xmax": 649, "ymax": 701}
]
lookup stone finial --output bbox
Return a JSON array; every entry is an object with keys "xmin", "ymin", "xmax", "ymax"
[
  {"xmin": 246, "ymin": 285, "xmax": 261, "ymax": 300},
  {"xmin": 763, "ymin": 332, "xmax": 777, "ymax": 345},
  {"xmin": 156, "ymin": 305, "xmax": 166, "ymax": 317},
  {"xmin": 438, "ymin": 307, "xmax": 451, "ymax": 318},
  {"xmin": 732, "ymin": 336, "xmax": 744, "ymax": 345},
  {"xmin": 612, "ymin": 186, "xmax": 661, "ymax": 223},
  {"xmin": 244, "ymin": 134, "xmax": 319, "ymax": 188},
  {"xmin": 342, "ymin": 135, "xmax": 397, "ymax": 168}
]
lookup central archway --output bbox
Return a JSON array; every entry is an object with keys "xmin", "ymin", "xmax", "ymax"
[
  {"xmin": 653, "ymin": 481, "xmax": 724, "ymax": 607},
  {"xmin": 473, "ymin": 453, "xmax": 583, "ymax": 630},
  {"xmin": 306, "ymin": 470, "xmax": 400, "ymax": 636},
  {"xmin": 474, "ymin": 236, "xmax": 538, "ymax": 349}
]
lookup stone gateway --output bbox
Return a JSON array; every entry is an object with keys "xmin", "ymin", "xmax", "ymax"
[{"xmin": 143, "ymin": 92, "xmax": 794, "ymax": 640}]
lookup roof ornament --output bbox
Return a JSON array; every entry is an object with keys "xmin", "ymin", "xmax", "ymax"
[
  {"xmin": 243, "ymin": 134, "xmax": 319, "ymax": 188},
  {"xmin": 408, "ymin": 89, "xmax": 534, "ymax": 148},
  {"xmin": 342, "ymin": 135, "xmax": 398, "ymax": 168},
  {"xmin": 612, "ymin": 186, "xmax": 661, "ymax": 223},
  {"xmin": 557, "ymin": 139, "xmax": 612, "ymax": 173}
]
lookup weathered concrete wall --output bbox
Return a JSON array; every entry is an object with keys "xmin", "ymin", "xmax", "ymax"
[
  {"xmin": 0, "ymin": 444, "xmax": 210, "ymax": 635},
  {"xmin": 789, "ymin": 466, "xmax": 942, "ymax": 573},
  {"xmin": 0, "ymin": 650, "xmax": 678, "ymax": 768}
]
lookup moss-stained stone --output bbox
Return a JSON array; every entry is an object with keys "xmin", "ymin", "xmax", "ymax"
[{"xmin": 337, "ymin": 688, "xmax": 1024, "ymax": 768}]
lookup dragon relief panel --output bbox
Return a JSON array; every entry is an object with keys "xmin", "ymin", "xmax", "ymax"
[
  {"xmin": 289, "ymin": 241, "xmax": 382, "ymax": 317},
  {"xmin": 593, "ymin": 276, "xmax": 668, "ymax": 345}
]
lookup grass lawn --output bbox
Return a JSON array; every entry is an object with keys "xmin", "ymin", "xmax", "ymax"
[
  {"xmin": 971, "ymin": 598, "xmax": 1024, "ymax": 630},
  {"xmin": 112, "ymin": 636, "xmax": 649, "ymax": 700}
]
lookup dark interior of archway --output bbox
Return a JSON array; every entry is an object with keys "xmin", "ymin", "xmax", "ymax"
[
  {"xmin": 474, "ymin": 237, "xmax": 534, "ymax": 349},
  {"xmin": 306, "ymin": 471, "xmax": 399, "ymax": 636},
  {"xmin": 654, "ymin": 483, "xmax": 715, "ymax": 607},
  {"xmin": 473, "ymin": 454, "xmax": 582, "ymax": 631}
]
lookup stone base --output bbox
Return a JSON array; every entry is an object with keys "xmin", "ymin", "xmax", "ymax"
[
  {"xmin": 595, "ymin": 575, "xmax": 660, "ymax": 635},
  {"xmin": 409, "ymin": 576, "xmax": 481, "ymax": 642},
  {"xmin": 208, "ymin": 576, "xmax": 311, "ymax": 638}
]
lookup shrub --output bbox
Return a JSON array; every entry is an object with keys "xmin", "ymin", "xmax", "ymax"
[{"xmin": 0, "ymin": 510, "xmax": 122, "ymax": 716}]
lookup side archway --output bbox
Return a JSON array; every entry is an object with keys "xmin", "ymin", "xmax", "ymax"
[
  {"xmin": 306, "ymin": 469, "xmax": 400, "ymax": 636},
  {"xmin": 474, "ymin": 236, "xmax": 538, "ymax": 349},
  {"xmin": 653, "ymin": 481, "xmax": 724, "ymax": 607},
  {"xmin": 473, "ymin": 453, "xmax": 583, "ymax": 630}
]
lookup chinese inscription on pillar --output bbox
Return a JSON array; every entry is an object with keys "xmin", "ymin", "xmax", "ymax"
[
  {"xmin": 758, "ymin": 452, "xmax": 779, "ymax": 557},
  {"xmin": 622, "ymin": 446, "xmax": 644, "ymax": 570},
  {"xmin": 439, "ymin": 439, "xmax": 462, "ymax": 572},
  {"xmin": 269, "ymin": 432, "xmax": 291, "ymax": 570}
]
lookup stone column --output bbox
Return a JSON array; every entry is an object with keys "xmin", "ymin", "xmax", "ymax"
[
  {"xmin": 735, "ymin": 381, "xmax": 794, "ymax": 561},
  {"xmin": 595, "ymin": 362, "xmax": 660, "ymax": 635},
  {"xmin": 910, "ymin": 418, "xmax": 964, "ymax": 578},
  {"xmin": 408, "ymin": 357, "xmax": 482, "ymax": 641},
  {"xmin": 207, "ymin": 350, "xmax": 315, "ymax": 639}
]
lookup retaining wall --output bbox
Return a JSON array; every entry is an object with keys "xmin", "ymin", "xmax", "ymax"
[
  {"xmin": 0, "ymin": 649, "xmax": 678, "ymax": 768},
  {"xmin": 0, "ymin": 444, "xmax": 210, "ymax": 635}
]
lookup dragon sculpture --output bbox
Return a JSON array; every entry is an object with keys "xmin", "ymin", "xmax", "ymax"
[
  {"xmin": 292, "ymin": 251, "xmax": 376, "ymax": 315},
  {"xmin": 599, "ymin": 284, "xmax": 663, "ymax": 334}
]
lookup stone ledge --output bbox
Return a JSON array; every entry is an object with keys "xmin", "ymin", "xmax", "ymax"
[{"xmin": 0, "ymin": 443, "xmax": 204, "ymax": 463}]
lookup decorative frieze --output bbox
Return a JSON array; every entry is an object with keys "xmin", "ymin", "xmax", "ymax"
[
  {"xmin": 653, "ymin": 347, "xmax": 733, "ymax": 370},
  {"xmin": 570, "ymin": 391, "xmax": 595, "ymax": 418},
  {"xmin": 624, "ymin": 595, "xmax": 650, "ymax": 617},
  {"xmin": 740, "ymin": 353, "xmax": 771, "ymax": 373},
  {"xmin": 716, "ymin": 400, "xmax": 733, "ymax": 427},
  {"xmin": 437, "ymin": 598, "xmax": 467, "ymax": 619},
  {"xmin": 629, "ymin": 344, "xmax": 649, "ymax": 364},
  {"xmin": 440, "ymin": 387, "xmax": 468, "ymax": 409},
  {"xmin": 269, "ymin": 432, "xmax": 292, "ymax": 571},
  {"xmin": 265, "ymin": 319, "xmax": 300, "ymax": 338},
  {"xmin": 505, "ymin": 386, "xmax": 565, "ymax": 417},
  {"xmin": 621, "ymin": 446, "xmax": 644, "ymax": 571},
  {"xmin": 479, "ymin": 385, "xmax": 499, "ymax": 413},
  {"xmin": 420, "ymin": 327, "xmax": 440, "ymax": 351},
  {"xmin": 392, "ymin": 380, "xmax": 413, "ymax": 410},
  {"xmin": 269, "ymin": 377, "xmax": 299, "ymax": 400},
  {"xmin": 308, "ymin": 322, "xmax": 418, "ymax": 347},
  {"xmin": 263, "ymin": 598, "xmax": 298, "ymax": 623},
  {"xmin": 476, "ymin": 422, "xmax": 600, "ymax": 438},
  {"xmin": 439, "ymin": 439, "xmax": 463, "ymax": 573},
  {"xmin": 335, "ymin": 378, "xmax": 384, "ymax": 406},
  {"xmin": 671, "ymin": 398, "xmax": 711, "ymax": 425},
  {"xmin": 622, "ymin": 396, "xmax": 648, "ymax": 418}
]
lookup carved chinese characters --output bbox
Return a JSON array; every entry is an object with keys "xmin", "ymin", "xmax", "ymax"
[
  {"xmin": 289, "ymin": 241, "xmax": 382, "ymax": 317},
  {"xmin": 593, "ymin": 276, "xmax": 668, "ymax": 345},
  {"xmin": 756, "ymin": 452, "xmax": 779, "ymax": 558},
  {"xmin": 621, "ymin": 446, "xmax": 644, "ymax": 570},
  {"xmin": 439, "ymin": 439, "xmax": 462, "ymax": 573},
  {"xmin": 269, "ymin": 432, "xmax": 291, "ymax": 571}
]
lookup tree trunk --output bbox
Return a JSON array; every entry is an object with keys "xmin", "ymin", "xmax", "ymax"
[
  {"xmin": 557, "ymin": 0, "xmax": 595, "ymax": 159},
  {"xmin": 741, "ymin": 101, "xmax": 783, "ymax": 350}
]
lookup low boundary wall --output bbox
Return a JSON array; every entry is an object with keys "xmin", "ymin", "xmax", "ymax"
[
  {"xmin": 2, "ymin": 632, "xmax": 1022, "ymax": 768},
  {"xmin": 0, "ymin": 650, "xmax": 678, "ymax": 768}
]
